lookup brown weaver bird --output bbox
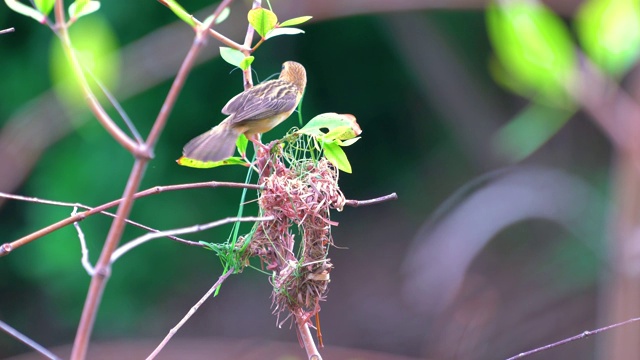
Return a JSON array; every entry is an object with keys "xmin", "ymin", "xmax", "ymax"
[{"xmin": 182, "ymin": 61, "xmax": 307, "ymax": 163}]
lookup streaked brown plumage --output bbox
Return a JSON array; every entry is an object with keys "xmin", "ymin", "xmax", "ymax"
[{"xmin": 182, "ymin": 61, "xmax": 307, "ymax": 162}]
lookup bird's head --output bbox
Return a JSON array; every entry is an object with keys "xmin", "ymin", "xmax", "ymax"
[{"xmin": 279, "ymin": 61, "xmax": 307, "ymax": 93}]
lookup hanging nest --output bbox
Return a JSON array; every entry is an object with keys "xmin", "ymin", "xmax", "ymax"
[{"xmin": 246, "ymin": 140, "xmax": 346, "ymax": 325}]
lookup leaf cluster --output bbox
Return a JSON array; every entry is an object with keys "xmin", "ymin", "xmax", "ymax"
[
  {"xmin": 487, "ymin": 0, "xmax": 640, "ymax": 161},
  {"xmin": 6, "ymin": 0, "xmax": 100, "ymax": 24}
]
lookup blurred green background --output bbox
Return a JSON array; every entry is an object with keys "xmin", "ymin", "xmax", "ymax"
[{"xmin": 0, "ymin": 1, "xmax": 617, "ymax": 359}]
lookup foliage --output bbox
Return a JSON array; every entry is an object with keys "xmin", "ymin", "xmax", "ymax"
[{"xmin": 487, "ymin": 0, "xmax": 640, "ymax": 161}]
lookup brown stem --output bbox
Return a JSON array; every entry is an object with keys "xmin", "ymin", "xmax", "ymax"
[
  {"xmin": 1, "ymin": 181, "xmax": 261, "ymax": 256},
  {"xmin": 567, "ymin": 53, "xmax": 640, "ymax": 359},
  {"xmin": 69, "ymin": 0, "xmax": 238, "ymax": 357},
  {"xmin": 241, "ymin": 0, "xmax": 262, "ymax": 90},
  {"xmin": 208, "ymin": 27, "xmax": 247, "ymax": 50},
  {"xmin": 295, "ymin": 310, "xmax": 322, "ymax": 360},
  {"xmin": 344, "ymin": 192, "xmax": 398, "ymax": 207},
  {"xmin": 70, "ymin": 160, "xmax": 147, "ymax": 360},
  {"xmin": 251, "ymin": 37, "xmax": 266, "ymax": 52},
  {"xmin": 597, "ymin": 153, "xmax": 640, "ymax": 358},
  {"xmin": 0, "ymin": 192, "xmax": 192, "ymax": 245}
]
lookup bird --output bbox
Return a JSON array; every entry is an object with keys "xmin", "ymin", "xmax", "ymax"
[{"xmin": 182, "ymin": 61, "xmax": 307, "ymax": 163}]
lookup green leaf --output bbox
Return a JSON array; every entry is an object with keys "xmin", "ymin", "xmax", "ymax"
[
  {"xmin": 487, "ymin": 1, "xmax": 576, "ymax": 106},
  {"xmin": 5, "ymin": 0, "xmax": 47, "ymax": 23},
  {"xmin": 320, "ymin": 125, "xmax": 361, "ymax": 142},
  {"xmin": 576, "ymin": 0, "xmax": 640, "ymax": 77},
  {"xmin": 248, "ymin": 7, "xmax": 277, "ymax": 38},
  {"xmin": 236, "ymin": 134, "xmax": 248, "ymax": 156},
  {"xmin": 297, "ymin": 113, "xmax": 361, "ymax": 138},
  {"xmin": 322, "ymin": 142, "xmax": 352, "ymax": 173},
  {"xmin": 34, "ymin": 0, "xmax": 54, "ymax": 16},
  {"xmin": 215, "ymin": 7, "xmax": 230, "ymax": 24},
  {"xmin": 340, "ymin": 137, "xmax": 360, "ymax": 147},
  {"xmin": 219, "ymin": 46, "xmax": 245, "ymax": 67},
  {"xmin": 265, "ymin": 27, "xmax": 305, "ymax": 40},
  {"xmin": 69, "ymin": 0, "xmax": 100, "ymax": 20},
  {"xmin": 158, "ymin": 0, "xmax": 195, "ymax": 27},
  {"xmin": 203, "ymin": 7, "xmax": 229, "ymax": 27},
  {"xmin": 279, "ymin": 15, "xmax": 312, "ymax": 27},
  {"xmin": 239, "ymin": 56, "xmax": 254, "ymax": 70},
  {"xmin": 493, "ymin": 102, "xmax": 575, "ymax": 162},
  {"xmin": 297, "ymin": 113, "xmax": 360, "ymax": 172},
  {"xmin": 177, "ymin": 156, "xmax": 248, "ymax": 169}
]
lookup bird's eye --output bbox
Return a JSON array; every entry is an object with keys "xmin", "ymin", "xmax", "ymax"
[{"xmin": 281, "ymin": 64, "xmax": 286, "ymax": 71}]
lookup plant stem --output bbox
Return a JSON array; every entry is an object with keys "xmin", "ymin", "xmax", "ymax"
[
  {"xmin": 241, "ymin": 0, "xmax": 262, "ymax": 90},
  {"xmin": 70, "ymin": 160, "xmax": 147, "ymax": 360},
  {"xmin": 295, "ymin": 310, "xmax": 322, "ymax": 360},
  {"xmin": 146, "ymin": 267, "xmax": 235, "ymax": 359},
  {"xmin": 0, "ymin": 320, "xmax": 62, "ymax": 360},
  {"xmin": 1, "ymin": 181, "xmax": 261, "ymax": 255},
  {"xmin": 67, "ymin": 0, "xmax": 238, "ymax": 357}
]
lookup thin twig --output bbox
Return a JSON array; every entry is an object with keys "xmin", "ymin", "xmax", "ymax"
[
  {"xmin": 84, "ymin": 66, "xmax": 143, "ymax": 143},
  {"xmin": 72, "ymin": 207, "xmax": 95, "ymax": 275},
  {"xmin": 208, "ymin": 27, "xmax": 247, "ymax": 50},
  {"xmin": 111, "ymin": 215, "xmax": 274, "ymax": 263},
  {"xmin": 344, "ymin": 192, "xmax": 398, "ymax": 207},
  {"xmin": 506, "ymin": 317, "xmax": 640, "ymax": 359},
  {"xmin": 0, "ymin": 186, "xmax": 395, "ymax": 258},
  {"xmin": 0, "ymin": 320, "xmax": 62, "ymax": 360},
  {"xmin": 146, "ymin": 267, "xmax": 235, "ymax": 360},
  {"xmin": 0, "ymin": 27, "xmax": 15, "ymax": 34},
  {"xmin": 0, "ymin": 181, "xmax": 261, "ymax": 256},
  {"xmin": 0, "ymin": 191, "xmax": 199, "ymax": 256}
]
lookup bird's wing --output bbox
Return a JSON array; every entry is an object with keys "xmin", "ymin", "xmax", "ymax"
[{"xmin": 222, "ymin": 80, "xmax": 299, "ymax": 125}]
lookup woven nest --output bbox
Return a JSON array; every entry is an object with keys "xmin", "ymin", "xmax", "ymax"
[{"xmin": 249, "ymin": 151, "xmax": 345, "ymax": 324}]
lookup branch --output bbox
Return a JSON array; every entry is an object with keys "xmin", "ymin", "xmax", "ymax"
[
  {"xmin": 71, "ymin": 208, "xmax": 94, "ymax": 275},
  {"xmin": 0, "ymin": 320, "xmax": 61, "ymax": 360},
  {"xmin": 507, "ymin": 317, "xmax": 640, "ymax": 359},
  {"xmin": 0, "ymin": 180, "xmax": 393, "ymax": 258},
  {"xmin": 208, "ymin": 27, "xmax": 247, "ymax": 50},
  {"xmin": 241, "ymin": 0, "xmax": 262, "ymax": 90},
  {"xmin": 84, "ymin": 66, "xmax": 143, "ymax": 143},
  {"xmin": 188, "ymin": 9, "xmax": 247, "ymax": 52},
  {"xmin": 0, "ymin": 181, "xmax": 261, "ymax": 256},
  {"xmin": 0, "ymin": 191, "xmax": 191, "ymax": 248},
  {"xmin": 344, "ymin": 192, "xmax": 398, "ymax": 207},
  {"xmin": 52, "ymin": 0, "xmax": 143, "ymax": 157},
  {"xmin": 146, "ymin": 267, "xmax": 235, "ymax": 360},
  {"xmin": 70, "ymin": 1, "xmax": 239, "ymax": 357},
  {"xmin": 295, "ymin": 310, "xmax": 322, "ymax": 360},
  {"xmin": 146, "ymin": 0, "xmax": 236, "ymax": 149},
  {"xmin": 110, "ymin": 215, "xmax": 274, "ymax": 263},
  {"xmin": 71, "ymin": 160, "xmax": 147, "ymax": 360}
]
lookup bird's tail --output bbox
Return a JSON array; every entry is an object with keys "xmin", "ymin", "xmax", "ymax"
[{"xmin": 182, "ymin": 120, "xmax": 241, "ymax": 163}]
